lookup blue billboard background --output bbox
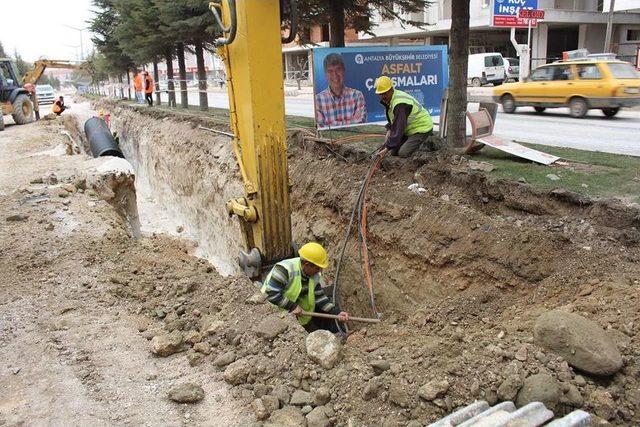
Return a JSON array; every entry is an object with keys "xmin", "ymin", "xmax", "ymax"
[
  {"xmin": 493, "ymin": 0, "xmax": 538, "ymax": 17},
  {"xmin": 312, "ymin": 45, "xmax": 448, "ymax": 130}
]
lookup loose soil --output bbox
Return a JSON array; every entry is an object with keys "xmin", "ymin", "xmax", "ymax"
[{"xmin": 2, "ymin": 100, "xmax": 640, "ymax": 426}]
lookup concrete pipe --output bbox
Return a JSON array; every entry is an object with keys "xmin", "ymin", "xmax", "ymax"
[{"xmin": 84, "ymin": 117, "xmax": 124, "ymax": 158}]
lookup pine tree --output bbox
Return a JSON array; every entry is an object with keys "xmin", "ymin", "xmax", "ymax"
[
  {"xmin": 156, "ymin": 0, "xmax": 218, "ymax": 111},
  {"xmin": 89, "ymin": 0, "xmax": 134, "ymax": 94}
]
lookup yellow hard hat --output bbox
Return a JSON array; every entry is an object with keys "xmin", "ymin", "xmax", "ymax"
[
  {"xmin": 374, "ymin": 76, "xmax": 393, "ymax": 94},
  {"xmin": 298, "ymin": 242, "xmax": 329, "ymax": 269}
]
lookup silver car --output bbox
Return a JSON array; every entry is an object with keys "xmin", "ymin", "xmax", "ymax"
[
  {"xmin": 504, "ymin": 57, "xmax": 520, "ymax": 82},
  {"xmin": 36, "ymin": 84, "xmax": 55, "ymax": 104}
]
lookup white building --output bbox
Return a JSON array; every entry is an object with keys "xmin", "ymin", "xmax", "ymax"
[{"xmin": 361, "ymin": 1, "xmax": 640, "ymax": 68}]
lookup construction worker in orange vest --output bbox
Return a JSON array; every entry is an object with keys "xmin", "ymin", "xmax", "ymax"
[
  {"xmin": 133, "ymin": 71, "xmax": 144, "ymax": 103},
  {"xmin": 52, "ymin": 96, "xmax": 67, "ymax": 115},
  {"xmin": 144, "ymin": 72, "xmax": 154, "ymax": 106}
]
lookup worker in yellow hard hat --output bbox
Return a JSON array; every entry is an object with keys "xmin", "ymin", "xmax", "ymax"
[
  {"xmin": 261, "ymin": 242, "xmax": 350, "ymax": 332},
  {"xmin": 374, "ymin": 75, "xmax": 434, "ymax": 158}
]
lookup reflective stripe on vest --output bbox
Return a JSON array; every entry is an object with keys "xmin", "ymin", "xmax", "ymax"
[
  {"xmin": 387, "ymin": 89, "xmax": 433, "ymax": 136},
  {"xmin": 261, "ymin": 257, "xmax": 317, "ymax": 325}
]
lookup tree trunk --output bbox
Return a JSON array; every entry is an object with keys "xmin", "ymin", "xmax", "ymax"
[
  {"xmin": 194, "ymin": 40, "xmax": 208, "ymax": 111},
  {"xmin": 153, "ymin": 60, "xmax": 161, "ymax": 106},
  {"xmin": 118, "ymin": 74, "xmax": 124, "ymax": 99},
  {"xmin": 446, "ymin": 0, "xmax": 470, "ymax": 147},
  {"xmin": 176, "ymin": 43, "xmax": 188, "ymax": 109},
  {"xmin": 126, "ymin": 69, "xmax": 131, "ymax": 100},
  {"xmin": 165, "ymin": 48, "xmax": 176, "ymax": 107},
  {"xmin": 329, "ymin": 0, "xmax": 346, "ymax": 47}
]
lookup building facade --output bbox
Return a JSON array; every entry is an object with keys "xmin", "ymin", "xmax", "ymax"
[{"xmin": 360, "ymin": 1, "xmax": 640, "ymax": 68}]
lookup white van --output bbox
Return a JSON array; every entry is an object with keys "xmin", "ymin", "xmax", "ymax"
[{"xmin": 468, "ymin": 53, "xmax": 506, "ymax": 87}]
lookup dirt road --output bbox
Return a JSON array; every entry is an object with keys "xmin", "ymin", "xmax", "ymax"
[{"xmin": 0, "ymin": 116, "xmax": 250, "ymax": 426}]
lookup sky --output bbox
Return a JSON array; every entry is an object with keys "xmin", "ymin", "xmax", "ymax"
[{"xmin": 0, "ymin": 0, "xmax": 95, "ymax": 62}]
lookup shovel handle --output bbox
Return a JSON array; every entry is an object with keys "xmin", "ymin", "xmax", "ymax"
[{"xmin": 301, "ymin": 311, "xmax": 380, "ymax": 324}]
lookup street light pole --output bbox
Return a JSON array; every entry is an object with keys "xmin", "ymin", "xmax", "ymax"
[
  {"xmin": 604, "ymin": 0, "xmax": 616, "ymax": 53},
  {"xmin": 63, "ymin": 24, "xmax": 87, "ymax": 59}
]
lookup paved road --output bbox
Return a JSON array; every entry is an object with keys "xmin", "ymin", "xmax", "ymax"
[{"xmin": 158, "ymin": 90, "xmax": 640, "ymax": 157}]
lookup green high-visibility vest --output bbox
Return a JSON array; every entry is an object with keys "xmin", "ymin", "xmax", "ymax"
[
  {"xmin": 261, "ymin": 257, "xmax": 317, "ymax": 325},
  {"xmin": 387, "ymin": 89, "xmax": 433, "ymax": 136}
]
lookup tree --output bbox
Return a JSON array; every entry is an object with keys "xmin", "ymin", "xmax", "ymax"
[
  {"xmin": 296, "ymin": 0, "xmax": 431, "ymax": 47},
  {"xmin": 445, "ymin": 0, "xmax": 470, "ymax": 147},
  {"xmin": 38, "ymin": 74, "xmax": 62, "ymax": 89},
  {"xmin": 0, "ymin": 41, "xmax": 6, "ymax": 57},
  {"xmin": 13, "ymin": 49, "xmax": 31, "ymax": 77},
  {"xmin": 111, "ymin": 0, "xmax": 168, "ymax": 104},
  {"xmin": 89, "ymin": 0, "xmax": 134, "ymax": 95},
  {"xmin": 157, "ymin": 0, "xmax": 218, "ymax": 111}
]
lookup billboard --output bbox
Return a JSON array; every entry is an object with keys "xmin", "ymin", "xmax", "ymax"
[
  {"xmin": 491, "ymin": 0, "xmax": 539, "ymax": 28},
  {"xmin": 312, "ymin": 45, "xmax": 448, "ymax": 130}
]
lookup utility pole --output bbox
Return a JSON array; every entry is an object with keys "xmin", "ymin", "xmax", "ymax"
[
  {"xmin": 63, "ymin": 24, "xmax": 87, "ymax": 59},
  {"xmin": 604, "ymin": 0, "xmax": 615, "ymax": 53}
]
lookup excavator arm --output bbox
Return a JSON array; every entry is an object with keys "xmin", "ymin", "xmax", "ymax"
[
  {"xmin": 21, "ymin": 59, "xmax": 88, "ymax": 119},
  {"xmin": 21, "ymin": 59, "xmax": 87, "ymax": 86},
  {"xmin": 210, "ymin": 0, "xmax": 295, "ymax": 275}
]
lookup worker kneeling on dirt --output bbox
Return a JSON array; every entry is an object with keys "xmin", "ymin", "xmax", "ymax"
[
  {"xmin": 52, "ymin": 96, "xmax": 67, "ymax": 116},
  {"xmin": 262, "ymin": 242, "xmax": 350, "ymax": 333},
  {"xmin": 375, "ymin": 76, "xmax": 434, "ymax": 158}
]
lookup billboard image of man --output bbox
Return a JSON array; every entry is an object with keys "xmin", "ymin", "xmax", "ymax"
[{"xmin": 315, "ymin": 53, "xmax": 367, "ymax": 128}]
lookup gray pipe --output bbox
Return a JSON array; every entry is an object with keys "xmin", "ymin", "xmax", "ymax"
[{"xmin": 84, "ymin": 117, "xmax": 124, "ymax": 158}]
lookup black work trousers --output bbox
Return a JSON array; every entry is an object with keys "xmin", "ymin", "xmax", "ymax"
[
  {"xmin": 304, "ymin": 315, "xmax": 345, "ymax": 333},
  {"xmin": 145, "ymin": 93, "xmax": 153, "ymax": 106}
]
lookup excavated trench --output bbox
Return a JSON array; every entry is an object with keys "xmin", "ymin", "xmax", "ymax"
[
  {"xmin": 99, "ymin": 101, "xmax": 640, "ymax": 320},
  {"xmin": 75, "ymin": 101, "xmax": 640, "ymax": 425}
]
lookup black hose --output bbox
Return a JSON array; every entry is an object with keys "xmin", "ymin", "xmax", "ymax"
[{"xmin": 332, "ymin": 152, "xmax": 384, "ymax": 331}]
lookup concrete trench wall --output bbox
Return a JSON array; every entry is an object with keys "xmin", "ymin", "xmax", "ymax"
[{"xmin": 109, "ymin": 107, "xmax": 245, "ymax": 276}]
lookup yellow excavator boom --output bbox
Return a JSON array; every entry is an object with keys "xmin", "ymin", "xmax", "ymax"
[
  {"xmin": 21, "ymin": 59, "xmax": 87, "ymax": 85},
  {"xmin": 210, "ymin": 0, "xmax": 293, "ymax": 273}
]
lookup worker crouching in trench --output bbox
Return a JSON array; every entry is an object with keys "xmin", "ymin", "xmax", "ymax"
[{"xmin": 261, "ymin": 242, "xmax": 350, "ymax": 333}]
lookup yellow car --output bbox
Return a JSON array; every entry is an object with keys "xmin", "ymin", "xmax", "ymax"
[{"xmin": 493, "ymin": 59, "xmax": 640, "ymax": 118}]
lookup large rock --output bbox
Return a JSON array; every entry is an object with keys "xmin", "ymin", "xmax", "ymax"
[
  {"xmin": 313, "ymin": 387, "xmax": 331, "ymax": 406},
  {"xmin": 589, "ymin": 389, "xmax": 616, "ymax": 421},
  {"xmin": 150, "ymin": 331, "xmax": 183, "ymax": 357},
  {"xmin": 252, "ymin": 398, "xmax": 270, "ymax": 420},
  {"xmin": 272, "ymin": 385, "xmax": 291, "ymax": 405},
  {"xmin": 290, "ymin": 390, "xmax": 313, "ymax": 406},
  {"xmin": 418, "ymin": 379, "xmax": 450, "ymax": 401},
  {"xmin": 388, "ymin": 381, "xmax": 412, "ymax": 408},
  {"xmin": 534, "ymin": 310, "xmax": 622, "ymax": 376},
  {"xmin": 515, "ymin": 374, "xmax": 561, "ymax": 411},
  {"xmin": 254, "ymin": 314, "xmax": 288, "ymax": 340},
  {"xmin": 306, "ymin": 330, "xmax": 342, "ymax": 369},
  {"xmin": 370, "ymin": 359, "xmax": 390, "ymax": 375},
  {"xmin": 497, "ymin": 375, "xmax": 523, "ymax": 401},
  {"xmin": 223, "ymin": 359, "xmax": 251, "ymax": 385},
  {"xmin": 306, "ymin": 406, "xmax": 331, "ymax": 427},
  {"xmin": 264, "ymin": 406, "xmax": 306, "ymax": 427},
  {"xmin": 213, "ymin": 351, "xmax": 236, "ymax": 367},
  {"xmin": 168, "ymin": 382, "xmax": 204, "ymax": 403},
  {"xmin": 262, "ymin": 395, "xmax": 281, "ymax": 412}
]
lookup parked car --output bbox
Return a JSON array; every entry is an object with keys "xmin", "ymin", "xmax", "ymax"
[
  {"xmin": 36, "ymin": 84, "xmax": 55, "ymax": 104},
  {"xmin": 493, "ymin": 59, "xmax": 640, "ymax": 118},
  {"xmin": 504, "ymin": 57, "xmax": 520, "ymax": 82},
  {"xmin": 468, "ymin": 53, "xmax": 506, "ymax": 87}
]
